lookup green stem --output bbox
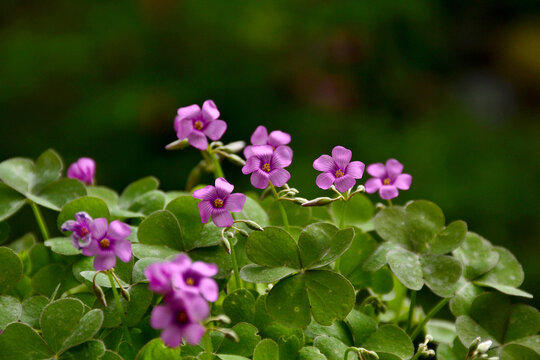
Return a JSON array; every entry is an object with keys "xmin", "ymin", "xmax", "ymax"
[
  {"xmin": 269, "ymin": 182, "xmax": 289, "ymax": 232},
  {"xmin": 30, "ymin": 201, "xmax": 50, "ymax": 240},
  {"xmin": 387, "ymin": 199, "xmax": 393, "ymax": 207},
  {"xmin": 230, "ymin": 240, "xmax": 243, "ymax": 289},
  {"xmin": 107, "ymin": 271, "xmax": 132, "ymax": 345},
  {"xmin": 339, "ymin": 200, "xmax": 349, "ymax": 228},
  {"xmin": 406, "ymin": 290, "xmax": 416, "ymax": 332},
  {"xmin": 410, "ymin": 297, "xmax": 450, "ymax": 341},
  {"xmin": 205, "ymin": 149, "xmax": 224, "ymax": 179},
  {"xmin": 410, "ymin": 350, "xmax": 422, "ymax": 360},
  {"xmin": 202, "ymin": 332, "xmax": 213, "ymax": 354}
]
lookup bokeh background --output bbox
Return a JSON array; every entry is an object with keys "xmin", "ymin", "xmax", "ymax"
[{"xmin": 1, "ymin": 0, "xmax": 539, "ymax": 304}]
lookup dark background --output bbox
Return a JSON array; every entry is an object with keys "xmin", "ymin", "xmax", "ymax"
[{"xmin": 1, "ymin": 0, "xmax": 539, "ymax": 303}]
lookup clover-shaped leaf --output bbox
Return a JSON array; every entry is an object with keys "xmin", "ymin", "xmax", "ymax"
[
  {"xmin": 0, "ymin": 295, "xmax": 21, "ymax": 330},
  {"xmin": 0, "ymin": 183, "xmax": 26, "ymax": 221},
  {"xmin": 298, "ymin": 223, "xmax": 354, "ymax": 269},
  {"xmin": 331, "ymin": 194, "xmax": 374, "ymax": 230},
  {"xmin": 245, "ymin": 226, "xmax": 301, "ymax": 269},
  {"xmin": 135, "ymin": 338, "xmax": 182, "ymax": 359},
  {"xmin": 217, "ymin": 322, "xmax": 261, "ymax": 358},
  {"xmin": 0, "ymin": 246, "xmax": 23, "ymax": 294},
  {"xmin": 0, "ymin": 322, "xmax": 53, "ymax": 359},
  {"xmin": 57, "ymin": 196, "xmax": 111, "ymax": 231},
  {"xmin": 362, "ymin": 325, "xmax": 415, "ymax": 360}
]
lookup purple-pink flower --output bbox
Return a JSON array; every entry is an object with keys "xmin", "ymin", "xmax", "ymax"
[
  {"xmin": 171, "ymin": 254, "xmax": 219, "ymax": 302},
  {"xmin": 67, "ymin": 157, "xmax": 95, "ymax": 185},
  {"xmin": 242, "ymin": 145, "xmax": 292, "ymax": 189},
  {"xmin": 192, "ymin": 178, "xmax": 246, "ymax": 228},
  {"xmin": 81, "ymin": 219, "xmax": 132, "ymax": 271},
  {"xmin": 174, "ymin": 100, "xmax": 227, "ymax": 151},
  {"xmin": 61, "ymin": 212, "xmax": 93, "ymax": 249},
  {"xmin": 150, "ymin": 292, "xmax": 209, "ymax": 347},
  {"xmin": 243, "ymin": 125, "xmax": 291, "ymax": 158},
  {"xmin": 365, "ymin": 159, "xmax": 412, "ymax": 200},
  {"xmin": 313, "ymin": 146, "xmax": 365, "ymax": 192}
]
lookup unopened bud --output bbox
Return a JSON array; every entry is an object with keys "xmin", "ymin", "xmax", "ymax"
[
  {"xmin": 477, "ymin": 340, "xmax": 492, "ymax": 353},
  {"xmin": 120, "ymin": 287, "xmax": 130, "ymax": 302},
  {"xmin": 220, "ymin": 141, "xmax": 245, "ymax": 154},
  {"xmin": 223, "ymin": 153, "xmax": 246, "ymax": 166},
  {"xmin": 302, "ymin": 197, "xmax": 337, "ymax": 207},
  {"xmin": 93, "ymin": 284, "xmax": 107, "ymax": 307},
  {"xmin": 217, "ymin": 327, "xmax": 239, "ymax": 342},
  {"xmin": 220, "ymin": 236, "xmax": 232, "ymax": 254},
  {"xmin": 235, "ymin": 219, "xmax": 264, "ymax": 231},
  {"xmin": 426, "ymin": 349, "xmax": 435, "ymax": 357},
  {"xmin": 165, "ymin": 139, "xmax": 189, "ymax": 150}
]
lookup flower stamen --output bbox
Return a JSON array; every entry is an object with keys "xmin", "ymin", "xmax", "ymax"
[
  {"xmin": 177, "ymin": 311, "xmax": 189, "ymax": 324},
  {"xmin": 194, "ymin": 120, "xmax": 203, "ymax": 130},
  {"xmin": 335, "ymin": 169, "xmax": 344, "ymax": 178},
  {"xmin": 262, "ymin": 163, "xmax": 271, "ymax": 172},
  {"xmin": 214, "ymin": 199, "xmax": 224, "ymax": 208},
  {"xmin": 383, "ymin": 178, "xmax": 391, "ymax": 185},
  {"xmin": 80, "ymin": 227, "xmax": 89, "ymax": 236},
  {"xmin": 186, "ymin": 277, "xmax": 195, "ymax": 286},
  {"xmin": 99, "ymin": 238, "xmax": 110, "ymax": 249}
]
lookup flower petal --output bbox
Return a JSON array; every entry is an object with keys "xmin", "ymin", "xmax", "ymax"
[
  {"xmin": 185, "ymin": 295, "xmax": 210, "ymax": 321},
  {"xmin": 250, "ymin": 170, "xmax": 270, "ymax": 189},
  {"xmin": 199, "ymin": 278, "xmax": 219, "ymax": 302},
  {"xmin": 61, "ymin": 220, "xmax": 78, "ymax": 232},
  {"xmin": 177, "ymin": 104, "xmax": 201, "ymax": 119},
  {"xmin": 313, "ymin": 154, "xmax": 336, "ymax": 172},
  {"xmin": 243, "ymin": 145, "xmax": 255, "ymax": 159},
  {"xmin": 90, "ymin": 218, "xmax": 108, "ymax": 240},
  {"xmin": 191, "ymin": 261, "xmax": 218, "ymax": 277},
  {"xmin": 173, "ymin": 253, "xmax": 192, "ymax": 270},
  {"xmin": 367, "ymin": 163, "xmax": 386, "ymax": 178},
  {"xmin": 242, "ymin": 156, "xmax": 261, "ymax": 174},
  {"xmin": 187, "ymin": 131, "xmax": 208, "ymax": 151},
  {"xmin": 365, "ymin": 178, "xmax": 382, "ymax": 194},
  {"xmin": 224, "ymin": 193, "xmax": 246, "ymax": 212},
  {"xmin": 182, "ymin": 323, "xmax": 205, "ymax": 346},
  {"xmin": 380, "ymin": 185, "xmax": 399, "ymax": 200},
  {"xmin": 332, "ymin": 146, "xmax": 352, "ymax": 169},
  {"xmin": 151, "ymin": 305, "xmax": 173, "ymax": 329},
  {"xmin": 161, "ymin": 325, "xmax": 183, "ymax": 348},
  {"xmin": 269, "ymin": 168, "xmax": 290, "ymax": 187},
  {"xmin": 334, "ymin": 174, "xmax": 356, "ymax": 192},
  {"xmin": 316, "ymin": 172, "xmax": 335, "ymax": 190},
  {"xmin": 114, "ymin": 239, "xmax": 132, "ymax": 263},
  {"xmin": 81, "ymin": 239, "xmax": 100, "ymax": 256},
  {"xmin": 197, "ymin": 201, "xmax": 213, "ymax": 224},
  {"xmin": 204, "ymin": 120, "xmax": 227, "ymax": 141},
  {"xmin": 271, "ymin": 146, "xmax": 293, "ymax": 169},
  {"xmin": 346, "ymin": 161, "xmax": 365, "ymax": 179},
  {"xmin": 215, "ymin": 178, "xmax": 234, "ymax": 198},
  {"xmin": 394, "ymin": 173, "xmax": 412, "ymax": 190},
  {"xmin": 248, "ymin": 145, "xmax": 274, "ymax": 160},
  {"xmin": 176, "ymin": 118, "xmax": 193, "ymax": 140},
  {"xmin": 75, "ymin": 211, "xmax": 92, "ymax": 223},
  {"xmin": 386, "ymin": 159, "xmax": 404, "ymax": 179},
  {"xmin": 250, "ymin": 126, "xmax": 268, "ymax": 145},
  {"xmin": 192, "ymin": 185, "xmax": 216, "ymax": 201},
  {"xmin": 107, "ymin": 220, "xmax": 131, "ymax": 241},
  {"xmin": 94, "ymin": 254, "xmax": 117, "ymax": 271},
  {"xmin": 212, "ymin": 210, "xmax": 234, "ymax": 227},
  {"xmin": 201, "ymin": 100, "xmax": 220, "ymax": 121},
  {"xmin": 268, "ymin": 130, "xmax": 291, "ymax": 146}
]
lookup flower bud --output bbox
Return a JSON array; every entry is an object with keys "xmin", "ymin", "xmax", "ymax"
[
  {"xmin": 301, "ymin": 197, "xmax": 337, "ymax": 207},
  {"xmin": 165, "ymin": 139, "xmax": 190, "ymax": 150},
  {"xmin": 477, "ymin": 340, "xmax": 492, "ymax": 353},
  {"xmin": 220, "ymin": 141, "xmax": 246, "ymax": 154}
]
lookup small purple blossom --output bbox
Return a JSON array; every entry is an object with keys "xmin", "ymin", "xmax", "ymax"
[
  {"xmin": 365, "ymin": 159, "xmax": 412, "ymax": 200},
  {"xmin": 67, "ymin": 157, "xmax": 95, "ymax": 185},
  {"xmin": 243, "ymin": 125, "xmax": 291, "ymax": 158},
  {"xmin": 150, "ymin": 292, "xmax": 209, "ymax": 347},
  {"xmin": 61, "ymin": 212, "xmax": 93, "ymax": 249},
  {"xmin": 174, "ymin": 100, "xmax": 227, "ymax": 151},
  {"xmin": 313, "ymin": 146, "xmax": 365, "ymax": 192},
  {"xmin": 81, "ymin": 219, "xmax": 132, "ymax": 271},
  {"xmin": 192, "ymin": 178, "xmax": 246, "ymax": 228},
  {"xmin": 170, "ymin": 254, "xmax": 219, "ymax": 302},
  {"xmin": 242, "ymin": 145, "xmax": 292, "ymax": 189}
]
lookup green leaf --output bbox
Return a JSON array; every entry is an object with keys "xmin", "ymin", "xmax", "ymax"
[
  {"xmin": 305, "ymin": 270, "xmax": 355, "ymax": 326},
  {"xmin": 166, "ymin": 196, "xmax": 202, "ymax": 250},
  {"xmin": 223, "ymin": 289, "xmax": 256, "ymax": 325},
  {"xmin": 504, "ymin": 336, "xmax": 540, "ymax": 358},
  {"xmin": 135, "ymin": 338, "xmax": 181, "ymax": 360},
  {"xmin": 299, "ymin": 346, "xmax": 328, "ymax": 360},
  {"xmin": 476, "ymin": 247, "xmax": 524, "ymax": 290},
  {"xmin": 298, "ymin": 223, "xmax": 354, "ymax": 269},
  {"xmin": 278, "ymin": 335, "xmax": 302, "ymax": 360},
  {"xmin": 0, "ymin": 183, "xmax": 26, "ymax": 221},
  {"xmin": 0, "ymin": 157, "xmax": 34, "ymax": 194},
  {"xmin": 20, "ymin": 295, "xmax": 48, "ymax": 329},
  {"xmin": 98, "ymin": 286, "xmax": 153, "ymax": 328},
  {"xmin": 0, "ymin": 322, "xmax": 53, "ymax": 360},
  {"xmin": 218, "ymin": 322, "xmax": 261, "ymax": 357},
  {"xmin": 505, "ymin": 305, "xmax": 540, "ymax": 343},
  {"xmin": 344, "ymin": 309, "xmax": 377, "ymax": 346},
  {"xmin": 308, "ymin": 321, "xmax": 352, "ymax": 346},
  {"xmin": 331, "ymin": 194, "xmax": 374, "ymax": 229},
  {"xmin": 28, "ymin": 243, "xmax": 51, "ymax": 276},
  {"xmin": 237, "ymin": 196, "xmax": 270, "ymax": 228},
  {"xmin": 33, "ymin": 149, "xmax": 63, "ymax": 193},
  {"xmin": 86, "ymin": 186, "xmax": 119, "ymax": 209},
  {"xmin": 137, "ymin": 210, "xmax": 184, "ymax": 251},
  {"xmin": 128, "ymin": 190, "xmax": 166, "ymax": 216},
  {"xmin": 363, "ymin": 325, "xmax": 414, "ymax": 360},
  {"xmin": 193, "ymin": 222, "xmax": 225, "ymax": 249},
  {"xmin": 32, "ymin": 263, "xmax": 76, "ymax": 297},
  {"xmin": 240, "ymin": 264, "xmax": 296, "ymax": 283},
  {"xmin": 452, "ymin": 232, "xmax": 499, "ymax": 280},
  {"xmin": 80, "ymin": 271, "xmax": 128, "ymax": 288},
  {"xmin": 405, "ymin": 200, "xmax": 445, "ymax": 250},
  {"xmin": 101, "ymin": 350, "xmax": 124, "ymax": 360},
  {"xmin": 132, "ymin": 244, "xmax": 179, "ymax": 259},
  {"xmin": 58, "ymin": 340, "xmax": 106, "ymax": 360},
  {"xmin": 29, "ymin": 178, "xmax": 87, "ymax": 211},
  {"xmin": 189, "ymin": 245, "xmax": 232, "ymax": 279},
  {"xmin": 132, "ymin": 257, "xmax": 162, "ymax": 283},
  {"xmin": 0, "ymin": 246, "xmax": 23, "ymax": 294},
  {"xmin": 421, "ymin": 254, "xmax": 462, "ymax": 297},
  {"xmin": 57, "ymin": 196, "xmax": 110, "ymax": 231},
  {"xmin": 425, "ymin": 319, "xmax": 456, "ymax": 344},
  {"xmin": 45, "ymin": 237, "xmax": 81, "ymax": 256},
  {"xmin": 61, "ymin": 309, "xmax": 104, "ymax": 351},
  {"xmin": 430, "ymin": 220, "xmax": 467, "ymax": 255},
  {"xmin": 0, "ymin": 222, "xmax": 9, "ymax": 244},
  {"xmin": 373, "ymin": 206, "xmax": 411, "ymax": 247},
  {"xmin": 0, "ymin": 296, "xmax": 21, "ymax": 329},
  {"xmin": 456, "ymin": 315, "xmax": 499, "ymax": 347},
  {"xmin": 253, "ymin": 338, "xmax": 279, "ymax": 360},
  {"xmin": 449, "ymin": 280, "xmax": 484, "ymax": 317},
  {"xmin": 119, "ymin": 176, "xmax": 159, "ymax": 207},
  {"xmin": 266, "ymin": 274, "xmax": 311, "ymax": 328},
  {"xmin": 314, "ymin": 336, "xmax": 355, "ymax": 360},
  {"xmin": 246, "ymin": 227, "xmax": 301, "ymax": 269},
  {"xmin": 500, "ymin": 344, "xmax": 540, "ymax": 360},
  {"xmin": 387, "ymin": 248, "xmax": 423, "ymax": 291}
]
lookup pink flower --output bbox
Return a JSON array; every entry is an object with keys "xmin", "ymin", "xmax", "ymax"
[
  {"xmin": 242, "ymin": 145, "xmax": 292, "ymax": 189},
  {"xmin": 365, "ymin": 159, "xmax": 412, "ymax": 200},
  {"xmin": 174, "ymin": 100, "xmax": 227, "ymax": 150},
  {"xmin": 243, "ymin": 125, "xmax": 291, "ymax": 158},
  {"xmin": 61, "ymin": 212, "xmax": 93, "ymax": 249},
  {"xmin": 67, "ymin": 158, "xmax": 95, "ymax": 185},
  {"xmin": 313, "ymin": 146, "xmax": 365, "ymax": 192},
  {"xmin": 192, "ymin": 178, "xmax": 246, "ymax": 228},
  {"xmin": 81, "ymin": 219, "xmax": 132, "ymax": 271}
]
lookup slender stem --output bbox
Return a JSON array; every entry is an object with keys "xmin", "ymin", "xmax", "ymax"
[
  {"xmin": 229, "ymin": 240, "xmax": 243, "ymax": 289},
  {"xmin": 205, "ymin": 149, "xmax": 224, "ymax": 179},
  {"xmin": 410, "ymin": 297, "xmax": 450, "ymax": 341},
  {"xmin": 269, "ymin": 182, "xmax": 289, "ymax": 232},
  {"xmin": 387, "ymin": 199, "xmax": 393, "ymax": 207},
  {"xmin": 107, "ymin": 271, "xmax": 132, "ymax": 345},
  {"xmin": 406, "ymin": 290, "xmax": 416, "ymax": 332},
  {"xmin": 202, "ymin": 332, "xmax": 213, "ymax": 354},
  {"xmin": 339, "ymin": 200, "xmax": 349, "ymax": 228},
  {"xmin": 410, "ymin": 350, "xmax": 422, "ymax": 360},
  {"xmin": 30, "ymin": 201, "xmax": 50, "ymax": 240}
]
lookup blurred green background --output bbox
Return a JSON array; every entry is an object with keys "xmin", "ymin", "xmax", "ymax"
[{"xmin": 1, "ymin": 0, "xmax": 539, "ymax": 302}]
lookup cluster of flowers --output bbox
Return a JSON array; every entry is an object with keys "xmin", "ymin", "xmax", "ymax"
[{"xmin": 144, "ymin": 254, "xmax": 219, "ymax": 347}]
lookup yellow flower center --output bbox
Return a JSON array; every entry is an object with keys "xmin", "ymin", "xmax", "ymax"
[
  {"xmin": 214, "ymin": 199, "xmax": 224, "ymax": 208},
  {"xmin": 383, "ymin": 178, "xmax": 391, "ymax": 185},
  {"xmin": 262, "ymin": 163, "xmax": 271, "ymax": 172},
  {"xmin": 177, "ymin": 311, "xmax": 188, "ymax": 324},
  {"xmin": 186, "ymin": 277, "xmax": 195, "ymax": 286},
  {"xmin": 100, "ymin": 238, "xmax": 110, "ymax": 248},
  {"xmin": 335, "ymin": 169, "xmax": 344, "ymax": 178},
  {"xmin": 194, "ymin": 120, "xmax": 203, "ymax": 130}
]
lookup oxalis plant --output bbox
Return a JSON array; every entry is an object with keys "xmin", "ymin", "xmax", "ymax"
[{"xmin": 0, "ymin": 100, "xmax": 538, "ymax": 360}]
